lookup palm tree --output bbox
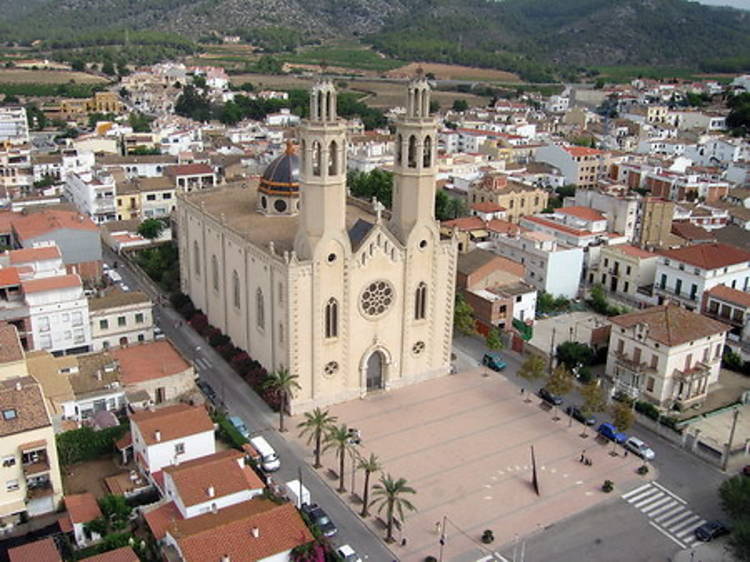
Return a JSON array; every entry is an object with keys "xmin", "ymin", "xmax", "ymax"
[
  {"xmin": 323, "ymin": 424, "xmax": 357, "ymax": 493},
  {"xmin": 358, "ymin": 453, "xmax": 383, "ymax": 518},
  {"xmin": 297, "ymin": 408, "xmax": 338, "ymax": 468},
  {"xmin": 370, "ymin": 474, "xmax": 417, "ymax": 543},
  {"xmin": 263, "ymin": 368, "xmax": 300, "ymax": 432}
]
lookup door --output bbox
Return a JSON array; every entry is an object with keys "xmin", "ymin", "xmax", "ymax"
[{"xmin": 366, "ymin": 351, "xmax": 384, "ymax": 391}]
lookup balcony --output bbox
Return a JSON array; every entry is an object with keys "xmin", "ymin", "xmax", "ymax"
[
  {"xmin": 25, "ymin": 479, "xmax": 53, "ymax": 500},
  {"xmin": 22, "ymin": 457, "xmax": 50, "ymax": 477}
]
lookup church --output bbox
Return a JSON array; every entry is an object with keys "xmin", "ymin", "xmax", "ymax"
[{"xmin": 176, "ymin": 78, "xmax": 458, "ymax": 413}]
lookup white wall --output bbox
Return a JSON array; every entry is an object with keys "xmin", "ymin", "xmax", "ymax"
[{"xmin": 133, "ymin": 426, "xmax": 215, "ymax": 476}]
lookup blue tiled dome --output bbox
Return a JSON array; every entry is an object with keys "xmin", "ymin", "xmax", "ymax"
[{"xmin": 259, "ymin": 143, "xmax": 299, "ymax": 195}]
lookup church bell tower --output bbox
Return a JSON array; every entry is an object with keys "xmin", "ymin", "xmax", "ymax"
[
  {"xmin": 390, "ymin": 76, "xmax": 438, "ymax": 244},
  {"xmin": 294, "ymin": 80, "xmax": 350, "ymax": 261}
]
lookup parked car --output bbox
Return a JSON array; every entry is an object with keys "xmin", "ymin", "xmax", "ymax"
[
  {"xmin": 154, "ymin": 326, "xmax": 166, "ymax": 340},
  {"xmin": 694, "ymin": 520, "xmax": 729, "ymax": 542},
  {"xmin": 597, "ymin": 422, "xmax": 628, "ymax": 444},
  {"xmin": 249, "ymin": 436, "xmax": 280, "ymax": 472},
  {"xmin": 228, "ymin": 415, "xmax": 252, "ymax": 440},
  {"xmin": 336, "ymin": 545, "xmax": 361, "ymax": 562},
  {"xmin": 301, "ymin": 503, "xmax": 337, "ymax": 537},
  {"xmin": 538, "ymin": 387, "xmax": 563, "ymax": 406},
  {"xmin": 482, "ymin": 352, "xmax": 507, "ymax": 372},
  {"xmin": 623, "ymin": 437, "xmax": 656, "ymax": 460},
  {"xmin": 565, "ymin": 406, "xmax": 596, "ymax": 426},
  {"xmin": 119, "ymin": 284, "xmax": 130, "ymax": 292},
  {"xmin": 197, "ymin": 380, "xmax": 218, "ymax": 404}
]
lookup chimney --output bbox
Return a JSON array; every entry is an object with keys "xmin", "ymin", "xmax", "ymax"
[
  {"xmin": 251, "ymin": 527, "xmax": 260, "ymax": 539},
  {"xmin": 207, "ymin": 485, "xmax": 215, "ymax": 498},
  {"xmin": 14, "ymin": 380, "xmax": 22, "ymax": 391},
  {"xmin": 221, "ymin": 556, "xmax": 230, "ymax": 562},
  {"xmin": 154, "ymin": 430, "xmax": 161, "ymax": 442},
  {"xmin": 211, "ymin": 502, "xmax": 218, "ymax": 515}
]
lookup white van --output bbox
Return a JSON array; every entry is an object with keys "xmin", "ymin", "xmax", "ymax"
[{"xmin": 250, "ymin": 436, "xmax": 280, "ymax": 472}]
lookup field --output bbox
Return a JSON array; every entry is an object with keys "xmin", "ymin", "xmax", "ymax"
[
  {"xmin": 0, "ymin": 68, "xmax": 108, "ymax": 84},
  {"xmin": 387, "ymin": 61, "xmax": 521, "ymax": 82},
  {"xmin": 281, "ymin": 43, "xmax": 404, "ymax": 73},
  {"xmin": 595, "ymin": 65, "xmax": 734, "ymax": 84}
]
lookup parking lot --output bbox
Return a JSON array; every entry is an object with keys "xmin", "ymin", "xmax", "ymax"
[{"xmin": 290, "ymin": 367, "xmax": 646, "ymax": 561}]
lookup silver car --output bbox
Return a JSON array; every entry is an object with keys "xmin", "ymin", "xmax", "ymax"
[{"xmin": 624, "ymin": 437, "xmax": 655, "ymax": 460}]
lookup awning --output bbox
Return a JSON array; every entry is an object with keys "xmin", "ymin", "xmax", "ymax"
[{"xmin": 19, "ymin": 439, "xmax": 46, "ymax": 453}]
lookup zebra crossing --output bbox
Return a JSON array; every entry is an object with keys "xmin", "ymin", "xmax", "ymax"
[
  {"xmin": 194, "ymin": 357, "xmax": 212, "ymax": 371},
  {"xmin": 622, "ymin": 482, "xmax": 705, "ymax": 548}
]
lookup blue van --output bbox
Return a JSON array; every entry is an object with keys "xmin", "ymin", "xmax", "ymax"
[
  {"xmin": 482, "ymin": 352, "xmax": 507, "ymax": 372},
  {"xmin": 597, "ymin": 422, "xmax": 628, "ymax": 444}
]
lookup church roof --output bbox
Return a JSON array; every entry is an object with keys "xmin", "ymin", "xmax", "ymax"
[
  {"xmin": 259, "ymin": 143, "xmax": 299, "ymax": 196},
  {"xmin": 348, "ymin": 219, "xmax": 374, "ymax": 250}
]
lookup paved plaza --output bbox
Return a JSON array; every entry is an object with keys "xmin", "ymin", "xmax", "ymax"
[{"xmin": 290, "ymin": 368, "xmax": 647, "ymax": 561}]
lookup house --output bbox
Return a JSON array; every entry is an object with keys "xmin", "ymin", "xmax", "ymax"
[
  {"xmin": 8, "ymin": 537, "xmax": 62, "ymax": 562},
  {"xmin": 654, "ymin": 243, "xmax": 750, "ymax": 310},
  {"xmin": 468, "ymin": 173, "xmax": 548, "ymax": 223},
  {"xmin": 588, "ymin": 244, "xmax": 658, "ymax": 306},
  {"xmin": 519, "ymin": 206, "xmax": 618, "ymax": 249},
  {"xmin": 64, "ymin": 169, "xmax": 117, "ymax": 224},
  {"xmin": 162, "ymin": 499, "xmax": 313, "ymax": 562},
  {"xmin": 570, "ymin": 187, "xmax": 640, "ymax": 242},
  {"xmin": 130, "ymin": 404, "xmax": 215, "ymax": 485},
  {"xmin": 165, "ymin": 164, "xmax": 216, "ymax": 193},
  {"xmin": 114, "ymin": 176, "xmax": 176, "ymax": 221},
  {"xmin": 88, "ymin": 289, "xmax": 154, "ymax": 351},
  {"xmin": 702, "ymin": 284, "xmax": 750, "ymax": 362},
  {"xmin": 0, "ymin": 376, "xmax": 64, "ymax": 520},
  {"xmin": 606, "ymin": 305, "xmax": 728, "ymax": 409},
  {"xmin": 535, "ymin": 144, "xmax": 611, "ymax": 189},
  {"xmin": 60, "ymin": 493, "xmax": 102, "ymax": 547}
]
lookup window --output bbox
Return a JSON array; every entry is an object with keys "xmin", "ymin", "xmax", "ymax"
[
  {"xmin": 423, "ymin": 135, "xmax": 432, "ymax": 167},
  {"xmin": 626, "ymin": 266, "xmax": 631, "ymax": 275},
  {"xmin": 2, "ymin": 456, "xmax": 15, "ymax": 468},
  {"xmin": 617, "ymin": 339, "xmax": 624, "ymax": 354},
  {"xmin": 715, "ymin": 343, "xmax": 722, "ymax": 359},
  {"xmin": 72, "ymin": 311, "xmax": 82, "ymax": 327},
  {"xmin": 73, "ymin": 329, "xmax": 85, "ymax": 344},
  {"xmin": 38, "ymin": 316, "xmax": 50, "ymax": 333},
  {"xmin": 232, "ymin": 271, "xmax": 240, "ymax": 309},
  {"xmin": 328, "ymin": 140, "xmax": 338, "ymax": 175},
  {"xmin": 675, "ymin": 278, "xmax": 682, "ymax": 296},
  {"xmin": 415, "ymin": 282, "xmax": 427, "ymax": 320},
  {"xmin": 407, "ymin": 135, "xmax": 417, "ymax": 168},
  {"xmin": 135, "ymin": 313, "xmax": 144, "ymax": 324},
  {"xmin": 256, "ymin": 289, "xmax": 265, "ymax": 330},
  {"xmin": 279, "ymin": 323, "xmax": 284, "ymax": 344},
  {"xmin": 703, "ymin": 346, "xmax": 709, "ymax": 362},
  {"xmin": 193, "ymin": 241, "xmax": 201, "ymax": 276},
  {"xmin": 137, "ymin": 334, "xmax": 145, "ymax": 342},
  {"xmin": 117, "ymin": 316, "xmax": 126, "ymax": 327},
  {"xmin": 660, "ymin": 274, "xmax": 666, "ymax": 290},
  {"xmin": 146, "ymin": 194, "xmax": 156, "ymax": 201},
  {"xmin": 325, "ymin": 298, "xmax": 338, "ymax": 338},
  {"xmin": 2, "ymin": 409, "xmax": 16, "ymax": 420},
  {"xmin": 174, "ymin": 442, "xmax": 185, "ymax": 455},
  {"xmin": 312, "ymin": 141, "xmax": 321, "ymax": 176},
  {"xmin": 650, "ymin": 355, "xmax": 658, "ymax": 369},
  {"xmin": 5, "ymin": 479, "xmax": 18, "ymax": 492},
  {"xmin": 39, "ymin": 334, "xmax": 52, "ymax": 349},
  {"xmin": 163, "ymin": 193, "xmax": 172, "ymax": 199},
  {"xmin": 646, "ymin": 377, "xmax": 655, "ymax": 392},
  {"xmin": 211, "ymin": 255, "xmax": 219, "ymax": 292},
  {"xmin": 99, "ymin": 319, "xmax": 109, "ymax": 330}
]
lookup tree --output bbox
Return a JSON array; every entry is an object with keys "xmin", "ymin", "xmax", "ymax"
[
  {"xmin": 429, "ymin": 99, "xmax": 440, "ymax": 114},
  {"xmin": 297, "ymin": 408, "xmax": 337, "ymax": 469},
  {"xmin": 137, "ymin": 219, "xmax": 164, "ymax": 240},
  {"xmin": 323, "ymin": 424, "xmax": 357, "ymax": 493},
  {"xmin": 175, "ymin": 84, "xmax": 212, "ymax": 122},
  {"xmin": 453, "ymin": 294, "xmax": 475, "ymax": 336},
  {"xmin": 358, "ymin": 453, "xmax": 383, "ymax": 517},
  {"xmin": 262, "ymin": 368, "xmax": 300, "ymax": 432},
  {"xmin": 556, "ymin": 341, "xmax": 594, "ymax": 372},
  {"xmin": 611, "ymin": 401, "xmax": 635, "ymax": 435},
  {"xmin": 485, "ymin": 327, "xmax": 503, "ymax": 352},
  {"xmin": 98, "ymin": 494, "xmax": 132, "ymax": 531},
  {"xmin": 580, "ymin": 381, "xmax": 607, "ymax": 435},
  {"xmin": 720, "ymin": 475, "xmax": 750, "ymax": 521},
  {"xmin": 71, "ymin": 59, "xmax": 85, "ymax": 72},
  {"xmin": 545, "ymin": 365, "xmax": 574, "ymax": 419},
  {"xmin": 518, "ymin": 355, "xmax": 546, "ymax": 384},
  {"xmin": 370, "ymin": 474, "xmax": 417, "ymax": 543},
  {"xmin": 128, "ymin": 112, "xmax": 152, "ymax": 133},
  {"xmin": 101, "ymin": 60, "xmax": 116, "ymax": 76},
  {"xmin": 452, "ymin": 99, "xmax": 469, "ymax": 112}
]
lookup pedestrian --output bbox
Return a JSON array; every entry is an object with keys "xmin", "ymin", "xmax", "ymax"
[
  {"xmin": 520, "ymin": 387, "xmax": 525, "ymax": 396},
  {"xmin": 624, "ymin": 450, "xmax": 628, "ymax": 458},
  {"xmin": 580, "ymin": 449, "xmax": 586, "ymax": 463},
  {"xmin": 401, "ymin": 538, "xmax": 407, "ymax": 547}
]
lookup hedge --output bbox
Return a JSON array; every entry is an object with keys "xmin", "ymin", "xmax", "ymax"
[
  {"xmin": 56, "ymin": 424, "xmax": 129, "ymax": 466},
  {"xmin": 214, "ymin": 413, "xmax": 248, "ymax": 450}
]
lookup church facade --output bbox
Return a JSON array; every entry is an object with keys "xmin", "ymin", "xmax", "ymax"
[{"xmin": 176, "ymin": 79, "xmax": 458, "ymax": 413}]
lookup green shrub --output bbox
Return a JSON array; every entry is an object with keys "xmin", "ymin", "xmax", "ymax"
[
  {"xmin": 637, "ymin": 465, "xmax": 649, "ymax": 475},
  {"xmin": 602, "ymin": 480, "xmax": 614, "ymax": 493},
  {"xmin": 214, "ymin": 413, "xmax": 248, "ymax": 449},
  {"xmin": 56, "ymin": 425, "xmax": 128, "ymax": 466}
]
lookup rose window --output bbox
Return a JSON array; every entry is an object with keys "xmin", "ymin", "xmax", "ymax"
[
  {"xmin": 412, "ymin": 341, "xmax": 425, "ymax": 355},
  {"xmin": 360, "ymin": 281, "xmax": 394, "ymax": 317},
  {"xmin": 323, "ymin": 361, "xmax": 339, "ymax": 376}
]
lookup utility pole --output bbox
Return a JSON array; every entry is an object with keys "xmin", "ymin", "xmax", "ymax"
[
  {"xmin": 722, "ymin": 408, "xmax": 740, "ymax": 471},
  {"xmin": 548, "ymin": 327, "xmax": 556, "ymax": 375}
]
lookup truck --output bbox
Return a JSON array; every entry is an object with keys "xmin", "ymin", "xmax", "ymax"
[{"xmin": 286, "ymin": 479, "xmax": 310, "ymax": 509}]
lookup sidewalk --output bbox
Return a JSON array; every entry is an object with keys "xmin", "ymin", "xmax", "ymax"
[{"xmin": 672, "ymin": 540, "xmax": 733, "ymax": 562}]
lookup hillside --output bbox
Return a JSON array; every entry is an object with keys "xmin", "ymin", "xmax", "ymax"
[{"xmin": 0, "ymin": 0, "xmax": 748, "ymax": 77}]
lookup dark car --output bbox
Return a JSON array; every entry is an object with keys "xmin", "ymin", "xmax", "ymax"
[
  {"xmin": 538, "ymin": 387, "xmax": 563, "ymax": 406},
  {"xmin": 197, "ymin": 380, "xmax": 218, "ymax": 404},
  {"xmin": 694, "ymin": 520, "xmax": 729, "ymax": 542},
  {"xmin": 565, "ymin": 406, "xmax": 596, "ymax": 426},
  {"xmin": 301, "ymin": 503, "xmax": 337, "ymax": 537}
]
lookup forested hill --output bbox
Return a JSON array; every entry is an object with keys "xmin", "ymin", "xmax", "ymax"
[{"xmin": 0, "ymin": 0, "xmax": 748, "ymax": 75}]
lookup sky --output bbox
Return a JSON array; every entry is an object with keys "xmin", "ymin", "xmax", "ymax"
[{"xmin": 696, "ymin": 0, "xmax": 750, "ymax": 9}]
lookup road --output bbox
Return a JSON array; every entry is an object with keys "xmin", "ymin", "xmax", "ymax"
[
  {"xmin": 453, "ymin": 335, "xmax": 729, "ymax": 562},
  {"xmin": 104, "ymin": 248, "xmax": 396, "ymax": 562}
]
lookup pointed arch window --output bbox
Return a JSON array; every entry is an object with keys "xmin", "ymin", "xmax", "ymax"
[
  {"xmin": 211, "ymin": 255, "xmax": 219, "ymax": 292},
  {"xmin": 256, "ymin": 288, "xmax": 265, "ymax": 330},
  {"xmin": 421, "ymin": 89, "xmax": 429, "ymax": 117},
  {"xmin": 396, "ymin": 134, "xmax": 403, "ymax": 165},
  {"xmin": 423, "ymin": 135, "xmax": 432, "ymax": 168},
  {"xmin": 193, "ymin": 241, "xmax": 201, "ymax": 276},
  {"xmin": 407, "ymin": 135, "xmax": 417, "ymax": 168},
  {"xmin": 415, "ymin": 282, "xmax": 428, "ymax": 320},
  {"xmin": 312, "ymin": 141, "xmax": 321, "ymax": 176},
  {"xmin": 232, "ymin": 270, "xmax": 240, "ymax": 309},
  {"xmin": 325, "ymin": 298, "xmax": 338, "ymax": 339},
  {"xmin": 328, "ymin": 140, "xmax": 338, "ymax": 176}
]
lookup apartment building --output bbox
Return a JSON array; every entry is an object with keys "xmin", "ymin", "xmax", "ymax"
[
  {"xmin": 468, "ymin": 173, "xmax": 548, "ymax": 223},
  {"xmin": 570, "ymin": 187, "xmax": 640, "ymax": 241},
  {"xmin": 88, "ymin": 289, "xmax": 154, "ymax": 351},
  {"xmin": 347, "ymin": 133, "xmax": 395, "ymax": 172},
  {"xmin": 606, "ymin": 305, "xmax": 728, "ymax": 408},
  {"xmin": 115, "ymin": 176, "xmax": 176, "ymax": 221},
  {"xmin": 32, "ymin": 149, "xmax": 95, "ymax": 184},
  {"xmin": 64, "ymin": 169, "xmax": 117, "ymax": 224},
  {"xmin": 589, "ymin": 244, "xmax": 658, "ymax": 305},
  {"xmin": 0, "ymin": 144, "xmax": 32, "ymax": 200},
  {"xmin": 535, "ymin": 144, "xmax": 611, "ymax": 189},
  {"xmin": 0, "ymin": 107, "xmax": 29, "ymax": 144},
  {"xmin": 702, "ymin": 284, "xmax": 750, "ymax": 361},
  {"xmin": 654, "ymin": 242, "xmax": 750, "ymax": 310},
  {"xmin": 520, "ymin": 206, "xmax": 625, "ymax": 248}
]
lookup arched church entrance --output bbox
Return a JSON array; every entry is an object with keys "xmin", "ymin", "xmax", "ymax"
[{"xmin": 366, "ymin": 351, "xmax": 385, "ymax": 391}]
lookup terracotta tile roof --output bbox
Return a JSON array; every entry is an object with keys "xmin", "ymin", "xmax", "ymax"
[
  {"xmin": 706, "ymin": 284, "xmax": 750, "ymax": 308},
  {"xmin": 0, "ymin": 210, "xmax": 16, "ymax": 234},
  {"xmin": 130, "ymin": 404, "xmax": 213, "ymax": 446},
  {"xmin": 522, "ymin": 215, "xmax": 592, "ymax": 237},
  {"xmin": 458, "ymin": 248, "xmax": 524, "ymax": 278},
  {"xmin": 610, "ymin": 305, "xmax": 729, "ymax": 347},
  {"xmin": 558, "ymin": 206, "xmax": 606, "ymax": 222},
  {"xmin": 168, "ymin": 499, "xmax": 313, "ymax": 562},
  {"xmin": 22, "ymin": 274, "xmax": 81, "ymax": 294},
  {"xmin": 78, "ymin": 546, "xmax": 139, "ymax": 562},
  {"xmin": 0, "ymin": 323, "xmax": 24, "ymax": 364},
  {"xmin": 164, "ymin": 450, "xmax": 264, "ymax": 507},
  {"xmin": 0, "ymin": 377, "xmax": 51, "ymax": 437},
  {"xmin": 670, "ymin": 221, "xmax": 716, "ymax": 242},
  {"xmin": 8, "ymin": 537, "xmax": 61, "ymax": 562},
  {"xmin": 658, "ymin": 242, "xmax": 750, "ymax": 270},
  {"xmin": 65, "ymin": 493, "xmax": 102, "ymax": 524},
  {"xmin": 609, "ymin": 244, "xmax": 656, "ymax": 259},
  {"xmin": 486, "ymin": 219, "xmax": 521, "ymax": 235},
  {"xmin": 471, "ymin": 202, "xmax": 506, "ymax": 213},
  {"xmin": 144, "ymin": 501, "xmax": 182, "ymax": 540},
  {"xmin": 111, "ymin": 341, "xmax": 190, "ymax": 385},
  {"xmin": 441, "ymin": 216, "xmax": 486, "ymax": 231},
  {"xmin": 0, "ymin": 267, "xmax": 21, "ymax": 287},
  {"xmin": 166, "ymin": 163, "xmax": 213, "ymax": 176},
  {"xmin": 9, "ymin": 246, "xmax": 61, "ymax": 264},
  {"xmin": 11, "ymin": 210, "xmax": 98, "ymax": 241},
  {"xmin": 562, "ymin": 146, "xmax": 604, "ymax": 157}
]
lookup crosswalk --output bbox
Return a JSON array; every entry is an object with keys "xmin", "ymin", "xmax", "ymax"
[
  {"xmin": 195, "ymin": 357, "xmax": 212, "ymax": 371},
  {"xmin": 622, "ymin": 482, "xmax": 705, "ymax": 548}
]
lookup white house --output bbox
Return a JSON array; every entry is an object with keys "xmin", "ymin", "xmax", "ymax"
[
  {"xmin": 61, "ymin": 493, "xmax": 102, "ymax": 547},
  {"xmin": 64, "ymin": 168, "xmax": 117, "ymax": 224}
]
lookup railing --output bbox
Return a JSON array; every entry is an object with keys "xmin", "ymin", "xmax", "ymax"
[{"xmin": 25, "ymin": 479, "xmax": 53, "ymax": 500}]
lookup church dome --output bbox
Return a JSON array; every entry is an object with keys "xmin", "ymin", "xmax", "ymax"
[{"xmin": 257, "ymin": 141, "xmax": 300, "ymax": 216}]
